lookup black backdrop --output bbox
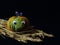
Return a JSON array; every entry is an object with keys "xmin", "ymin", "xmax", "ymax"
[{"xmin": 0, "ymin": 0, "xmax": 59, "ymax": 45}]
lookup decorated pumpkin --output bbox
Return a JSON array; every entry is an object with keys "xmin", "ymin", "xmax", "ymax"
[{"xmin": 7, "ymin": 12, "xmax": 30, "ymax": 32}]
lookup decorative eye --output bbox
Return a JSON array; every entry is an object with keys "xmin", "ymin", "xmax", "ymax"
[
  {"xmin": 21, "ymin": 21, "xmax": 25, "ymax": 24},
  {"xmin": 13, "ymin": 21, "xmax": 17, "ymax": 25}
]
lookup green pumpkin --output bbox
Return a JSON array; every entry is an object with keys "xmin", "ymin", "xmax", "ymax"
[{"xmin": 7, "ymin": 16, "xmax": 30, "ymax": 32}]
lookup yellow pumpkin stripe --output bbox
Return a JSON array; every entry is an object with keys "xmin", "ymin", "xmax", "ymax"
[{"xmin": 7, "ymin": 16, "xmax": 16, "ymax": 31}]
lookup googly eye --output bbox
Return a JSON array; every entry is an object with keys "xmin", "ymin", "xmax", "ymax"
[
  {"xmin": 21, "ymin": 21, "xmax": 25, "ymax": 24},
  {"xmin": 13, "ymin": 21, "xmax": 17, "ymax": 25}
]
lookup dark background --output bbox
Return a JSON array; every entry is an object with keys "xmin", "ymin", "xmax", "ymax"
[{"xmin": 0, "ymin": 0, "xmax": 59, "ymax": 45}]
